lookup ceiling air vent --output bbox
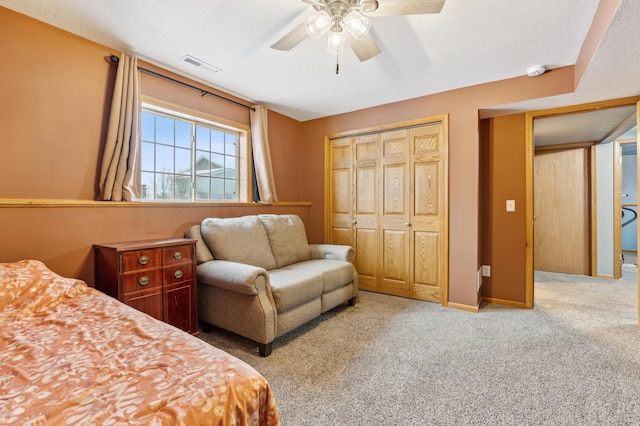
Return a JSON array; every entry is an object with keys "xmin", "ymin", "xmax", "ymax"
[{"xmin": 179, "ymin": 55, "xmax": 222, "ymax": 74}]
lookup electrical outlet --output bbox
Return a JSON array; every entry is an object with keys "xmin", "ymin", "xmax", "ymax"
[
  {"xmin": 482, "ymin": 265, "xmax": 491, "ymax": 277},
  {"xmin": 506, "ymin": 199, "xmax": 515, "ymax": 212}
]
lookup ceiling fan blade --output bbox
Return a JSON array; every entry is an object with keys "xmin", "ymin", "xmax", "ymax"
[
  {"xmin": 348, "ymin": 33, "xmax": 381, "ymax": 62},
  {"xmin": 368, "ymin": 0, "xmax": 445, "ymax": 16},
  {"xmin": 271, "ymin": 22, "xmax": 309, "ymax": 51}
]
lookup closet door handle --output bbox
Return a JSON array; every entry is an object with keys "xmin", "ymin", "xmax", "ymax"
[
  {"xmin": 352, "ymin": 220, "xmax": 357, "ymax": 225},
  {"xmin": 405, "ymin": 222, "xmax": 411, "ymax": 227}
]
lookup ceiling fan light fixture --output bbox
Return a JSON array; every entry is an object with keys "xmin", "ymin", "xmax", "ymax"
[
  {"xmin": 342, "ymin": 10, "xmax": 370, "ymax": 40},
  {"xmin": 306, "ymin": 11, "xmax": 332, "ymax": 39},
  {"xmin": 327, "ymin": 30, "xmax": 346, "ymax": 55}
]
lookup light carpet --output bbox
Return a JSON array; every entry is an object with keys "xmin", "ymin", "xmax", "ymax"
[{"xmin": 199, "ymin": 265, "xmax": 640, "ymax": 425}]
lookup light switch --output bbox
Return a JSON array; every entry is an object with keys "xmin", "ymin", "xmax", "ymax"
[{"xmin": 506, "ymin": 200, "xmax": 515, "ymax": 212}]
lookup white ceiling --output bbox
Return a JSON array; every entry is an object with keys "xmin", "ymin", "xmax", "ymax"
[{"xmin": 1, "ymin": 0, "xmax": 640, "ymax": 141}]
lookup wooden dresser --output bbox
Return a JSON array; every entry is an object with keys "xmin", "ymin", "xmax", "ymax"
[{"xmin": 94, "ymin": 238, "xmax": 198, "ymax": 335}]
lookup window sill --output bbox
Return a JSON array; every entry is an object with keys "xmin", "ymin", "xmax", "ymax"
[{"xmin": 0, "ymin": 199, "xmax": 311, "ymax": 208}]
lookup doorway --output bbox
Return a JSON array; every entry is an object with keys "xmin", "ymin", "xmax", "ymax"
[{"xmin": 525, "ymin": 98, "xmax": 640, "ymax": 311}]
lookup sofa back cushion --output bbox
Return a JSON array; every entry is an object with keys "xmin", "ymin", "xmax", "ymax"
[
  {"xmin": 200, "ymin": 216, "xmax": 277, "ymax": 270},
  {"xmin": 184, "ymin": 224, "xmax": 214, "ymax": 264},
  {"xmin": 258, "ymin": 214, "xmax": 311, "ymax": 268}
]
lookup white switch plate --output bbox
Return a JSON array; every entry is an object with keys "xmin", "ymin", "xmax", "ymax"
[
  {"xmin": 482, "ymin": 265, "xmax": 491, "ymax": 277},
  {"xmin": 506, "ymin": 199, "xmax": 515, "ymax": 212}
]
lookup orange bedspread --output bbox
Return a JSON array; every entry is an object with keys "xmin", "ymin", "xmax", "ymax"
[{"xmin": 0, "ymin": 260, "xmax": 279, "ymax": 425}]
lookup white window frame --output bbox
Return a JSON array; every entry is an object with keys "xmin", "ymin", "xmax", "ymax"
[{"xmin": 140, "ymin": 96, "xmax": 251, "ymax": 203}]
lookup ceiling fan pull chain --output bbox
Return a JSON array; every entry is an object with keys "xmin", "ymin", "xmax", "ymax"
[{"xmin": 336, "ymin": 51, "xmax": 340, "ymax": 74}]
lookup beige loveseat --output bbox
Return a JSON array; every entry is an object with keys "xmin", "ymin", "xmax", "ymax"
[{"xmin": 186, "ymin": 214, "xmax": 358, "ymax": 356}]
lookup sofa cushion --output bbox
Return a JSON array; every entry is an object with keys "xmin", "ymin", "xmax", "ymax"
[
  {"xmin": 269, "ymin": 268, "xmax": 323, "ymax": 312},
  {"xmin": 200, "ymin": 216, "xmax": 277, "ymax": 270},
  {"xmin": 258, "ymin": 214, "xmax": 311, "ymax": 268},
  {"xmin": 185, "ymin": 224, "xmax": 214, "ymax": 264},
  {"xmin": 285, "ymin": 259, "xmax": 354, "ymax": 293}
]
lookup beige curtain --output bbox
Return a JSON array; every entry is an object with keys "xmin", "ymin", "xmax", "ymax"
[
  {"xmin": 98, "ymin": 53, "xmax": 141, "ymax": 201},
  {"xmin": 250, "ymin": 105, "xmax": 279, "ymax": 204}
]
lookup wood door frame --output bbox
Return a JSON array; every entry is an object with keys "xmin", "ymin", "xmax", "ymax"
[
  {"xmin": 524, "ymin": 96, "xmax": 640, "ymax": 309},
  {"xmin": 324, "ymin": 114, "xmax": 450, "ymax": 305}
]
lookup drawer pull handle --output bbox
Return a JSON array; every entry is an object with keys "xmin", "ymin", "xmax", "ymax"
[
  {"xmin": 173, "ymin": 251, "xmax": 183, "ymax": 260},
  {"xmin": 174, "ymin": 270, "xmax": 184, "ymax": 279},
  {"xmin": 139, "ymin": 276, "xmax": 150, "ymax": 286},
  {"xmin": 138, "ymin": 255, "xmax": 150, "ymax": 265}
]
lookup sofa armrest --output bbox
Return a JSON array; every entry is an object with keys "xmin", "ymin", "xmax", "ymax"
[
  {"xmin": 197, "ymin": 260, "xmax": 270, "ymax": 295},
  {"xmin": 309, "ymin": 244, "xmax": 355, "ymax": 263}
]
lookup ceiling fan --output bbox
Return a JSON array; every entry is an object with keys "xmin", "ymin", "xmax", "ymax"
[{"xmin": 271, "ymin": 0, "xmax": 446, "ymax": 62}]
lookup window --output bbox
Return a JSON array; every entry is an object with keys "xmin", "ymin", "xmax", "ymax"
[{"xmin": 140, "ymin": 101, "xmax": 248, "ymax": 202}]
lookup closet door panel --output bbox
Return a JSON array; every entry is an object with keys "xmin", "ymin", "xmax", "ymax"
[
  {"xmin": 354, "ymin": 134, "xmax": 380, "ymax": 291},
  {"xmin": 330, "ymin": 138, "xmax": 354, "ymax": 247},
  {"xmin": 410, "ymin": 124, "xmax": 445, "ymax": 302},
  {"xmin": 380, "ymin": 130, "xmax": 410, "ymax": 296}
]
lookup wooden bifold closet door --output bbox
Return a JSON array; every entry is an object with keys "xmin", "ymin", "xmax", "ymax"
[{"xmin": 327, "ymin": 118, "xmax": 448, "ymax": 303}]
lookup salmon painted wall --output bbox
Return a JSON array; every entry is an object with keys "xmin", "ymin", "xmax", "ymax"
[
  {"xmin": 0, "ymin": 8, "xmax": 306, "ymax": 283},
  {"xmin": 299, "ymin": 71, "xmax": 575, "ymax": 307},
  {"xmin": 0, "ymin": 6, "xmax": 593, "ymax": 308},
  {"xmin": 480, "ymin": 114, "xmax": 527, "ymax": 305}
]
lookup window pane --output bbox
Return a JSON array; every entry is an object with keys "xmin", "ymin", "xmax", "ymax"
[
  {"xmin": 141, "ymin": 172, "xmax": 154, "ymax": 200},
  {"xmin": 155, "ymin": 173, "xmax": 173, "ymax": 199},
  {"xmin": 141, "ymin": 141, "xmax": 155, "ymax": 172},
  {"xmin": 211, "ymin": 130, "xmax": 225, "ymax": 153},
  {"xmin": 195, "ymin": 150, "xmax": 211, "ymax": 174},
  {"xmin": 211, "ymin": 178, "xmax": 224, "ymax": 200},
  {"xmin": 225, "ymin": 155, "xmax": 236, "ymax": 177},
  {"xmin": 174, "ymin": 175, "xmax": 190, "ymax": 200},
  {"xmin": 156, "ymin": 116, "xmax": 174, "ymax": 145},
  {"xmin": 175, "ymin": 147, "xmax": 191, "ymax": 173},
  {"xmin": 175, "ymin": 120, "xmax": 191, "ymax": 148},
  {"xmin": 141, "ymin": 112, "xmax": 155, "ymax": 142},
  {"xmin": 211, "ymin": 153, "xmax": 224, "ymax": 175},
  {"xmin": 156, "ymin": 145, "xmax": 174, "ymax": 173},
  {"xmin": 225, "ymin": 133, "xmax": 237, "ymax": 156},
  {"xmin": 196, "ymin": 125, "xmax": 210, "ymax": 151},
  {"xmin": 225, "ymin": 180, "xmax": 237, "ymax": 200},
  {"xmin": 196, "ymin": 176, "xmax": 209, "ymax": 200}
]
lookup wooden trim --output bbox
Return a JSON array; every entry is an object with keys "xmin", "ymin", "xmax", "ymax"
[
  {"xmin": 525, "ymin": 112, "xmax": 534, "ymax": 309},
  {"xmin": 613, "ymin": 141, "xmax": 622, "ymax": 278},
  {"xmin": 327, "ymin": 114, "xmax": 448, "ymax": 140},
  {"xmin": 481, "ymin": 297, "xmax": 528, "ymax": 309},
  {"xmin": 535, "ymin": 141, "xmax": 596, "ymax": 153},
  {"xmin": 447, "ymin": 301, "xmax": 479, "ymax": 313},
  {"xmin": 591, "ymin": 146, "xmax": 599, "ymax": 277},
  {"xmin": 527, "ymin": 96, "xmax": 640, "ymax": 119},
  {"xmin": 0, "ymin": 199, "xmax": 311, "ymax": 208},
  {"xmin": 324, "ymin": 136, "xmax": 332, "ymax": 243},
  {"xmin": 637, "ymin": 100, "xmax": 640, "ymax": 327},
  {"xmin": 441, "ymin": 114, "xmax": 450, "ymax": 307}
]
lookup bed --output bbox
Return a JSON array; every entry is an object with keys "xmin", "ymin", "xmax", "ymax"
[{"xmin": 0, "ymin": 260, "xmax": 279, "ymax": 425}]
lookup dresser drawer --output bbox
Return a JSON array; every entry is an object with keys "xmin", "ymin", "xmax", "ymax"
[
  {"xmin": 121, "ymin": 249, "xmax": 161, "ymax": 272},
  {"xmin": 163, "ymin": 263, "xmax": 193, "ymax": 285},
  {"xmin": 163, "ymin": 244, "xmax": 193, "ymax": 266},
  {"xmin": 123, "ymin": 269, "xmax": 162, "ymax": 293}
]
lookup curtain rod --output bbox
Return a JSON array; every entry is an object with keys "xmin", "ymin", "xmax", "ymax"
[{"xmin": 106, "ymin": 55, "xmax": 255, "ymax": 111}]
